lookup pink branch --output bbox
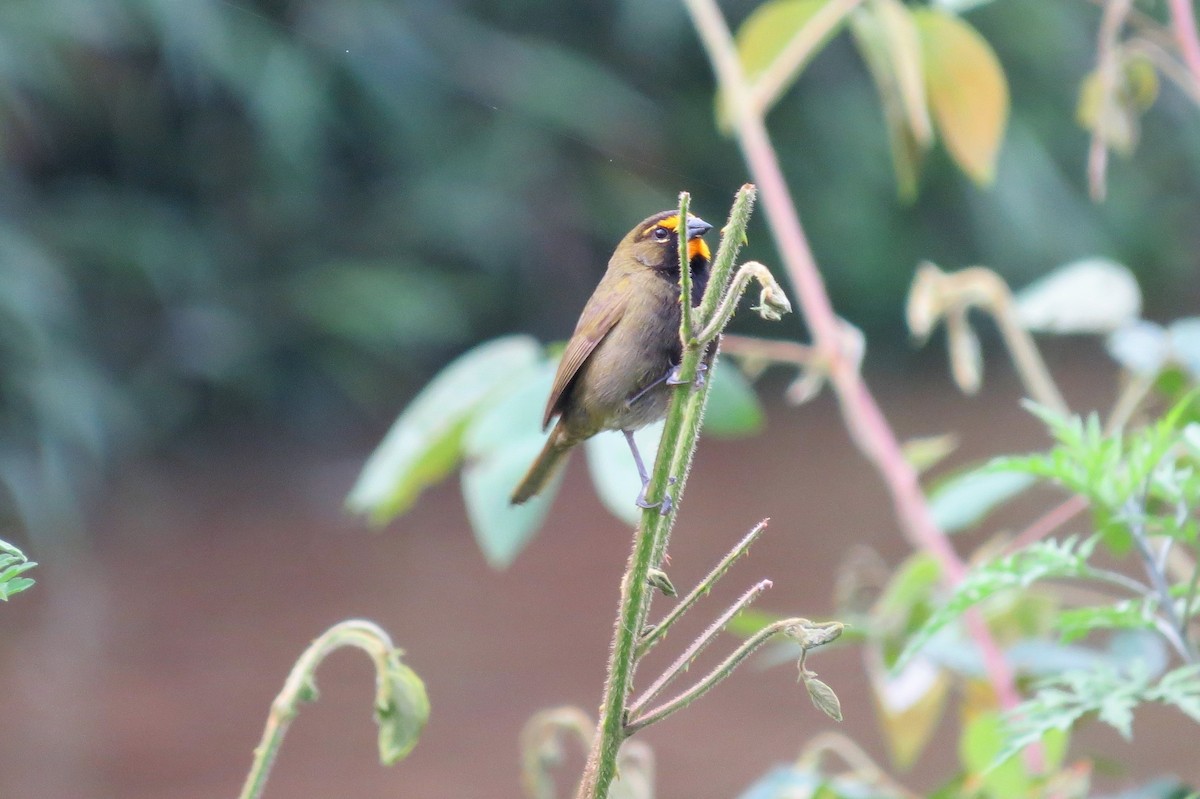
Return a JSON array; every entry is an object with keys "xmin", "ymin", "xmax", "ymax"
[
  {"xmin": 682, "ymin": 0, "xmax": 1027, "ymax": 719},
  {"xmin": 1168, "ymin": 0, "xmax": 1200, "ymax": 91}
]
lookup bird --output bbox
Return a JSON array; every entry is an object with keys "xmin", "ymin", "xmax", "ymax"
[{"xmin": 510, "ymin": 209, "xmax": 713, "ymax": 508}]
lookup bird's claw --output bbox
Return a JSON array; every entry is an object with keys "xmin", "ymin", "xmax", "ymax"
[
  {"xmin": 636, "ymin": 477, "xmax": 676, "ymax": 516},
  {"xmin": 666, "ymin": 361, "xmax": 707, "ymax": 388}
]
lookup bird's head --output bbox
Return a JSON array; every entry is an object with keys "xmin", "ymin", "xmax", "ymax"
[{"xmin": 619, "ymin": 210, "xmax": 713, "ymax": 276}]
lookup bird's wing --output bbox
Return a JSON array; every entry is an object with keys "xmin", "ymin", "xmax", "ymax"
[{"xmin": 542, "ymin": 276, "xmax": 630, "ymax": 430}]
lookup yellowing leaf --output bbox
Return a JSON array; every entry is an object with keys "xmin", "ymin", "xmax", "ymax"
[
  {"xmin": 869, "ymin": 650, "xmax": 949, "ymax": 769},
  {"xmin": 914, "ymin": 9, "xmax": 1009, "ymax": 184},
  {"xmin": 1076, "ymin": 54, "xmax": 1159, "ymax": 156}
]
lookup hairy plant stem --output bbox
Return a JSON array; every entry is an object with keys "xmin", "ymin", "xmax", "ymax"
[
  {"xmin": 637, "ymin": 518, "xmax": 768, "ymax": 657},
  {"xmin": 624, "ymin": 618, "xmax": 809, "ymax": 733},
  {"xmin": 575, "ymin": 187, "xmax": 760, "ymax": 799},
  {"xmin": 681, "ymin": 0, "xmax": 1028, "ymax": 734},
  {"xmin": 238, "ymin": 620, "xmax": 405, "ymax": 799},
  {"xmin": 630, "ymin": 579, "xmax": 773, "ymax": 715}
]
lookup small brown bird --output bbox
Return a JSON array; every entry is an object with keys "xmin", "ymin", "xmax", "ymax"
[{"xmin": 510, "ymin": 210, "xmax": 713, "ymax": 507}]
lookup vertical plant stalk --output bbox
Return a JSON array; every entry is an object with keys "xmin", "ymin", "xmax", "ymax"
[
  {"xmin": 681, "ymin": 0, "xmax": 1026, "ymax": 726},
  {"xmin": 1168, "ymin": 0, "xmax": 1200, "ymax": 93},
  {"xmin": 1088, "ymin": 0, "xmax": 1135, "ymax": 201},
  {"xmin": 575, "ymin": 187, "xmax": 766, "ymax": 799},
  {"xmin": 750, "ymin": 0, "xmax": 866, "ymax": 115}
]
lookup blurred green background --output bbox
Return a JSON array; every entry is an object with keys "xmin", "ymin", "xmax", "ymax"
[{"xmin": 1, "ymin": 0, "xmax": 1198, "ymax": 541}]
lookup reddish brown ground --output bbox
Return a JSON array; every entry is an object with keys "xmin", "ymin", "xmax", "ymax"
[{"xmin": 2, "ymin": 354, "xmax": 1197, "ymax": 798}]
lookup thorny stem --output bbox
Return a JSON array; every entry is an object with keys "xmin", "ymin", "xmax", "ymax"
[
  {"xmin": 637, "ymin": 519, "xmax": 769, "ymax": 658},
  {"xmin": 238, "ymin": 620, "xmax": 405, "ymax": 799},
  {"xmin": 629, "ymin": 579, "xmax": 773, "ymax": 715},
  {"xmin": 575, "ymin": 186, "xmax": 770, "ymax": 799},
  {"xmin": 624, "ymin": 618, "xmax": 809, "ymax": 734},
  {"xmin": 682, "ymin": 0, "xmax": 1027, "ymax": 731}
]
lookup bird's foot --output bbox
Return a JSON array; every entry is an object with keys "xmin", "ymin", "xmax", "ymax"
[
  {"xmin": 666, "ymin": 361, "xmax": 707, "ymax": 388},
  {"xmin": 636, "ymin": 477, "xmax": 676, "ymax": 516}
]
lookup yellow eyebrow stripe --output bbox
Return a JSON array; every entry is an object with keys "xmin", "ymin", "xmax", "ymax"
[{"xmin": 657, "ymin": 215, "xmax": 680, "ymax": 231}]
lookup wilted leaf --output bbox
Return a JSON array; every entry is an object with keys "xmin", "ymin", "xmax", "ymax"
[
  {"xmin": 1016, "ymin": 258, "xmax": 1141, "ymax": 334},
  {"xmin": 348, "ymin": 336, "xmax": 543, "ymax": 523},
  {"xmin": 914, "ymin": 8, "xmax": 1009, "ymax": 184},
  {"xmin": 376, "ymin": 652, "xmax": 430, "ymax": 765},
  {"xmin": 850, "ymin": 0, "xmax": 932, "ymax": 199},
  {"xmin": 703, "ymin": 364, "xmax": 765, "ymax": 438},
  {"xmin": 1077, "ymin": 54, "xmax": 1158, "ymax": 156},
  {"xmin": 584, "ymin": 422, "xmax": 665, "ymax": 526},
  {"xmin": 945, "ymin": 305, "xmax": 982, "ymax": 394},
  {"xmin": 929, "ymin": 467, "xmax": 1036, "ymax": 534},
  {"xmin": 804, "ymin": 674, "xmax": 844, "ymax": 721}
]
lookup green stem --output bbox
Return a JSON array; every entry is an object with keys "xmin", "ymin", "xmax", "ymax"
[
  {"xmin": 637, "ymin": 519, "xmax": 768, "ymax": 657},
  {"xmin": 624, "ymin": 618, "xmax": 806, "ymax": 734},
  {"xmin": 574, "ymin": 185, "xmax": 768, "ymax": 799},
  {"xmin": 239, "ymin": 620, "xmax": 402, "ymax": 799}
]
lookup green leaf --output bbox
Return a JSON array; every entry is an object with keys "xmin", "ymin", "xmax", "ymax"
[
  {"xmin": 913, "ymin": 8, "xmax": 1009, "ymax": 184},
  {"xmin": 376, "ymin": 651, "xmax": 430, "ymax": 765},
  {"xmin": 720, "ymin": 0, "xmax": 849, "ymax": 129},
  {"xmin": 0, "ymin": 539, "xmax": 35, "ymax": 601},
  {"xmin": 929, "ymin": 467, "xmax": 1036, "ymax": 534},
  {"xmin": 894, "ymin": 537, "xmax": 1097, "ymax": 672},
  {"xmin": 961, "ymin": 711, "xmax": 1031, "ymax": 799},
  {"xmin": 703, "ymin": 365, "xmax": 765, "ymax": 438},
  {"xmin": 1056, "ymin": 600, "xmax": 1158, "ymax": 643},
  {"xmin": 995, "ymin": 663, "xmax": 1168, "ymax": 764},
  {"xmin": 462, "ymin": 437, "xmax": 562, "ymax": 568},
  {"xmin": 584, "ymin": 423, "xmax": 665, "ymax": 526},
  {"xmin": 347, "ymin": 336, "xmax": 542, "ymax": 524},
  {"xmin": 460, "ymin": 362, "xmax": 562, "ymax": 568}
]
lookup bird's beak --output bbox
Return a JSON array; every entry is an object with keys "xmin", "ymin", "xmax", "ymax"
[{"xmin": 687, "ymin": 217, "xmax": 713, "ymax": 240}]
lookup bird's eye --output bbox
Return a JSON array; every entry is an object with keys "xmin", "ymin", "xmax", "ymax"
[{"xmin": 652, "ymin": 227, "xmax": 670, "ymax": 242}]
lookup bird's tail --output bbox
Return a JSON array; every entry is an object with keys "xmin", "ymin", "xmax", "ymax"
[{"xmin": 511, "ymin": 424, "xmax": 573, "ymax": 504}]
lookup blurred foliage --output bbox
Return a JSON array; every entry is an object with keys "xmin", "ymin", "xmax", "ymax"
[{"xmin": 1, "ymin": 0, "xmax": 1199, "ymax": 538}]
